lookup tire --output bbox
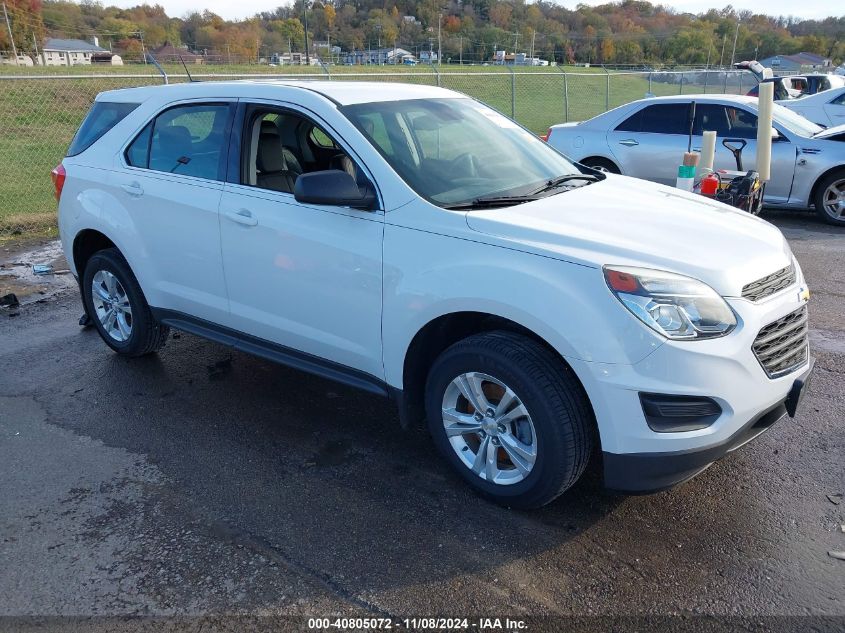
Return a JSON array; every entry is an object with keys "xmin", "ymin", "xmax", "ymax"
[
  {"xmin": 424, "ymin": 331, "xmax": 594, "ymax": 509},
  {"xmin": 579, "ymin": 157, "xmax": 620, "ymax": 174},
  {"xmin": 82, "ymin": 248, "xmax": 169, "ymax": 356},
  {"xmin": 813, "ymin": 170, "xmax": 845, "ymax": 226}
]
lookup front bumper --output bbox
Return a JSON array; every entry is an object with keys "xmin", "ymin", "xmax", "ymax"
[
  {"xmin": 603, "ymin": 358, "xmax": 813, "ymax": 492},
  {"xmin": 566, "ymin": 288, "xmax": 813, "ymax": 493}
]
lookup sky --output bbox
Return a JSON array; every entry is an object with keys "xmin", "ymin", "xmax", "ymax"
[{"xmin": 106, "ymin": 0, "xmax": 837, "ymax": 22}]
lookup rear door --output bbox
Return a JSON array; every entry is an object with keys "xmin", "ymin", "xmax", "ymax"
[
  {"xmin": 607, "ymin": 103, "xmax": 692, "ymax": 185},
  {"xmin": 115, "ymin": 100, "xmax": 234, "ymax": 324}
]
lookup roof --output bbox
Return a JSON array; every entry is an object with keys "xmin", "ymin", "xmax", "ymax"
[
  {"xmin": 762, "ymin": 52, "xmax": 829, "ymax": 66},
  {"xmin": 43, "ymin": 38, "xmax": 107, "ymax": 53},
  {"xmin": 95, "ymin": 80, "xmax": 463, "ymax": 106}
]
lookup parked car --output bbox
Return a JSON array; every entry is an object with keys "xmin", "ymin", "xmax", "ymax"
[
  {"xmin": 794, "ymin": 74, "xmax": 845, "ymax": 95},
  {"xmin": 778, "ymin": 86, "xmax": 845, "ymax": 128},
  {"xmin": 56, "ymin": 81, "xmax": 813, "ymax": 508},
  {"xmin": 545, "ymin": 94, "xmax": 845, "ymax": 225},
  {"xmin": 745, "ymin": 77, "xmax": 802, "ymax": 100}
]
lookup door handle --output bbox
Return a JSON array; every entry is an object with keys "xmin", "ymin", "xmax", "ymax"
[
  {"xmin": 120, "ymin": 182, "xmax": 144, "ymax": 196},
  {"xmin": 618, "ymin": 139, "xmax": 639, "ymax": 147},
  {"xmin": 224, "ymin": 208, "xmax": 258, "ymax": 227}
]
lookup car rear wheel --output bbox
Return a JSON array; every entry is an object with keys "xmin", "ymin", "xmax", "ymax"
[
  {"xmin": 82, "ymin": 248, "xmax": 169, "ymax": 356},
  {"xmin": 579, "ymin": 157, "xmax": 620, "ymax": 174},
  {"xmin": 425, "ymin": 331, "xmax": 594, "ymax": 509},
  {"xmin": 814, "ymin": 170, "xmax": 845, "ymax": 226}
]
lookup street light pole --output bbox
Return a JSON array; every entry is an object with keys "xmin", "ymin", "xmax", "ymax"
[{"xmin": 437, "ymin": 12, "xmax": 442, "ymax": 66}]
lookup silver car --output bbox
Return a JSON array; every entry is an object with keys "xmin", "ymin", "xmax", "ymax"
[{"xmin": 545, "ymin": 94, "xmax": 845, "ymax": 226}]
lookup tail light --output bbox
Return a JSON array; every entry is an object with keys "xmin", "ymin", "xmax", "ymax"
[
  {"xmin": 539, "ymin": 128, "xmax": 552, "ymax": 142},
  {"xmin": 51, "ymin": 163, "xmax": 66, "ymax": 201}
]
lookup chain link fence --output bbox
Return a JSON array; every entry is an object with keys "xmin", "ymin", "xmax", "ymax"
[{"xmin": 0, "ymin": 67, "xmax": 753, "ymax": 236}]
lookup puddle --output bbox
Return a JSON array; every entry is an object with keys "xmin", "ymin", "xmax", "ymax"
[{"xmin": 0, "ymin": 239, "xmax": 77, "ymax": 306}]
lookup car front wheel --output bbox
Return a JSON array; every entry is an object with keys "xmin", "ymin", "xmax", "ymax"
[{"xmin": 425, "ymin": 331, "xmax": 594, "ymax": 509}]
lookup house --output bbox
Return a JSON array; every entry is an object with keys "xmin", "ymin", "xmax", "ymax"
[
  {"xmin": 492, "ymin": 50, "xmax": 546, "ymax": 66},
  {"xmin": 343, "ymin": 47, "xmax": 415, "ymax": 65},
  {"xmin": 760, "ymin": 52, "xmax": 832, "ymax": 73},
  {"xmin": 151, "ymin": 43, "xmax": 203, "ymax": 64},
  {"xmin": 0, "ymin": 53, "xmax": 34, "ymax": 66},
  {"xmin": 42, "ymin": 37, "xmax": 110, "ymax": 66}
]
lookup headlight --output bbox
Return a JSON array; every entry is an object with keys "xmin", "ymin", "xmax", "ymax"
[{"xmin": 603, "ymin": 266, "xmax": 736, "ymax": 340}]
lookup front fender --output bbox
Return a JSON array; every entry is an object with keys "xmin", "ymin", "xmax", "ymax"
[{"xmin": 382, "ymin": 221, "xmax": 664, "ymax": 389}]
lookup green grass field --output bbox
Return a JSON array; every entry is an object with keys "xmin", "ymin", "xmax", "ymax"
[{"xmin": 0, "ymin": 64, "xmax": 750, "ymax": 236}]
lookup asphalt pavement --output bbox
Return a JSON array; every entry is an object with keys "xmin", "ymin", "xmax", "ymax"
[{"xmin": 0, "ymin": 210, "xmax": 843, "ymax": 632}]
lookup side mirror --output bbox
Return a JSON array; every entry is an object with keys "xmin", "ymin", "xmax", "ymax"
[{"xmin": 293, "ymin": 170, "xmax": 377, "ymax": 210}]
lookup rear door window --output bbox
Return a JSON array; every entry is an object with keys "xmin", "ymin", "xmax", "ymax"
[
  {"xmin": 125, "ymin": 103, "xmax": 232, "ymax": 180},
  {"xmin": 67, "ymin": 101, "xmax": 139, "ymax": 156}
]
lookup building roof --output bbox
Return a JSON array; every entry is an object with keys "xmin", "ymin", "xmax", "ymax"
[
  {"xmin": 43, "ymin": 38, "xmax": 107, "ymax": 53},
  {"xmin": 762, "ymin": 52, "xmax": 829, "ymax": 66}
]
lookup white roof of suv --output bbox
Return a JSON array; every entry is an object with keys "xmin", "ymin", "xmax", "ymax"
[{"xmin": 96, "ymin": 80, "xmax": 463, "ymax": 106}]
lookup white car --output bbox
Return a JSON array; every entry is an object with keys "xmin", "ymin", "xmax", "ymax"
[
  {"xmin": 55, "ymin": 81, "xmax": 813, "ymax": 508},
  {"xmin": 545, "ymin": 94, "xmax": 845, "ymax": 225},
  {"xmin": 779, "ymin": 85, "xmax": 845, "ymax": 128}
]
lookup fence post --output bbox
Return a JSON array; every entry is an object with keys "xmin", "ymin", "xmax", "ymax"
[
  {"xmin": 508, "ymin": 65, "xmax": 515, "ymax": 119},
  {"xmin": 738, "ymin": 72, "xmax": 742, "ymax": 95},
  {"xmin": 321, "ymin": 62, "xmax": 331, "ymax": 80},
  {"xmin": 679, "ymin": 74, "xmax": 683, "ymax": 95},
  {"xmin": 564, "ymin": 71, "xmax": 569, "ymax": 123},
  {"xmin": 703, "ymin": 70, "xmax": 709, "ymax": 93},
  {"xmin": 648, "ymin": 72, "xmax": 652, "ymax": 94},
  {"xmin": 432, "ymin": 63, "xmax": 441, "ymax": 87},
  {"xmin": 603, "ymin": 66, "xmax": 610, "ymax": 111},
  {"xmin": 724, "ymin": 70, "xmax": 729, "ymax": 94}
]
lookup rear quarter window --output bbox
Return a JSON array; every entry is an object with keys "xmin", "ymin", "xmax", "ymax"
[{"xmin": 67, "ymin": 102, "xmax": 139, "ymax": 157}]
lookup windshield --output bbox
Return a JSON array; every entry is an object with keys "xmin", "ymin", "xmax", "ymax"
[
  {"xmin": 341, "ymin": 98, "xmax": 581, "ymax": 207},
  {"xmin": 771, "ymin": 103, "xmax": 823, "ymax": 137}
]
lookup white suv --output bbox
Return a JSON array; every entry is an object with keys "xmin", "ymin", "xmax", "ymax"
[{"xmin": 56, "ymin": 81, "xmax": 813, "ymax": 508}]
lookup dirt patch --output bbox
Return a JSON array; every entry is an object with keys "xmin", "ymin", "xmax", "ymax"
[{"xmin": 0, "ymin": 238, "xmax": 76, "ymax": 308}]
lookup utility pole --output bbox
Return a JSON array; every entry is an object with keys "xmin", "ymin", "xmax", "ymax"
[
  {"xmin": 437, "ymin": 12, "xmax": 442, "ymax": 66},
  {"xmin": 32, "ymin": 31, "xmax": 40, "ymax": 65},
  {"xmin": 719, "ymin": 32, "xmax": 726, "ymax": 68},
  {"xmin": 2, "ymin": 2, "xmax": 17, "ymax": 65},
  {"xmin": 139, "ymin": 30, "xmax": 146, "ymax": 64},
  {"xmin": 530, "ymin": 29, "xmax": 536, "ymax": 64},
  {"xmin": 730, "ymin": 20, "xmax": 740, "ymax": 67},
  {"xmin": 459, "ymin": 35, "xmax": 462, "ymax": 66},
  {"xmin": 514, "ymin": 31, "xmax": 519, "ymax": 54},
  {"xmin": 303, "ymin": 0, "xmax": 310, "ymax": 66}
]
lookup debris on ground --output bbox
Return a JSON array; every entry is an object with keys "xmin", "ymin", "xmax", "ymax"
[
  {"xmin": 32, "ymin": 264, "xmax": 54, "ymax": 275},
  {"xmin": 827, "ymin": 493, "xmax": 843, "ymax": 505},
  {"xmin": 828, "ymin": 551, "xmax": 845, "ymax": 561},
  {"xmin": 0, "ymin": 293, "xmax": 19, "ymax": 308},
  {"xmin": 207, "ymin": 358, "xmax": 233, "ymax": 380}
]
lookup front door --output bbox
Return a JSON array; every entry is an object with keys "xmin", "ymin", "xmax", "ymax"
[{"xmin": 219, "ymin": 104, "xmax": 385, "ymax": 380}]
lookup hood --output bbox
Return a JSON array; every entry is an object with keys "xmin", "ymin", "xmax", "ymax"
[
  {"xmin": 813, "ymin": 122, "xmax": 845, "ymax": 139},
  {"xmin": 465, "ymin": 175, "xmax": 792, "ymax": 298}
]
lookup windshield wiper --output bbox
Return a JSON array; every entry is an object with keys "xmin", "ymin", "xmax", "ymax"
[
  {"xmin": 443, "ymin": 195, "xmax": 540, "ymax": 210},
  {"xmin": 527, "ymin": 173, "xmax": 600, "ymax": 196}
]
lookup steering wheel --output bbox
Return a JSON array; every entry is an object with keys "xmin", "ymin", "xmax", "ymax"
[{"xmin": 449, "ymin": 153, "xmax": 480, "ymax": 178}]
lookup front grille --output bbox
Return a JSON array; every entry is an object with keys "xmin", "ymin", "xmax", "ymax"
[
  {"xmin": 742, "ymin": 264, "xmax": 796, "ymax": 302},
  {"xmin": 752, "ymin": 306, "xmax": 809, "ymax": 378}
]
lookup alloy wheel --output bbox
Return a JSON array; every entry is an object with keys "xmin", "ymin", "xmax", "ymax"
[
  {"xmin": 822, "ymin": 178, "xmax": 845, "ymax": 221},
  {"xmin": 441, "ymin": 372, "xmax": 537, "ymax": 485},
  {"xmin": 91, "ymin": 270, "xmax": 133, "ymax": 342}
]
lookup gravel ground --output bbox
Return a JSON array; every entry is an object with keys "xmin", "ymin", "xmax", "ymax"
[{"xmin": 0, "ymin": 210, "xmax": 843, "ymax": 632}]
